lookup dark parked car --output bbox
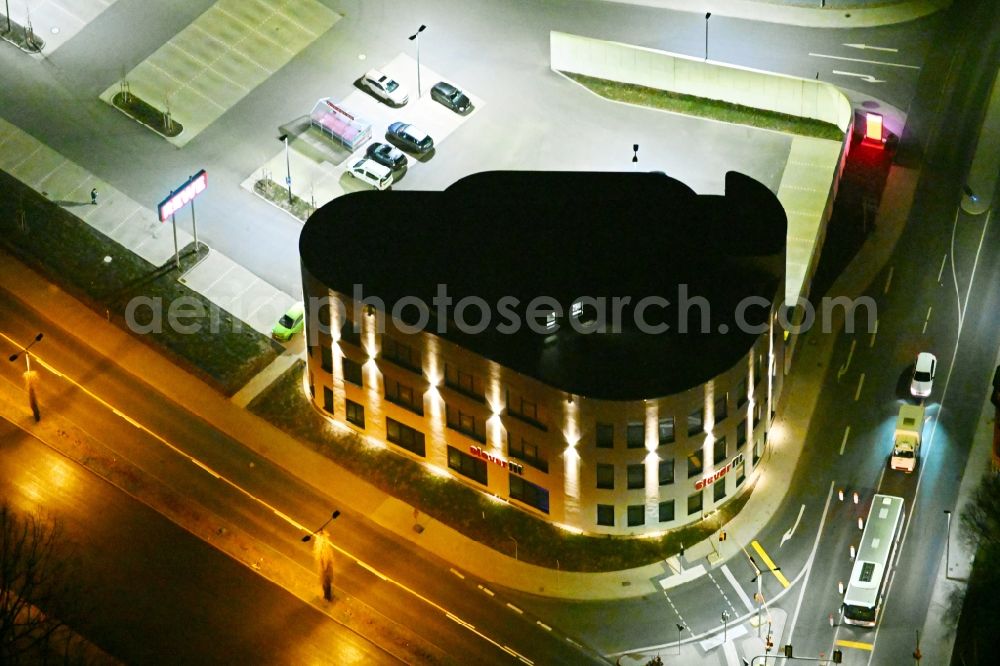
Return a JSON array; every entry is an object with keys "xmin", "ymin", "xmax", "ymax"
[
  {"xmin": 365, "ymin": 141, "xmax": 408, "ymax": 169},
  {"xmin": 430, "ymin": 82, "xmax": 473, "ymax": 115},
  {"xmin": 387, "ymin": 122, "xmax": 434, "ymax": 154}
]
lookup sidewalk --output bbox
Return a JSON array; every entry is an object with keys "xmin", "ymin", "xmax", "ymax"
[
  {"xmin": 0, "ymin": 165, "xmax": 920, "ymax": 604},
  {"xmin": 606, "ymin": 0, "xmax": 951, "ymax": 28}
]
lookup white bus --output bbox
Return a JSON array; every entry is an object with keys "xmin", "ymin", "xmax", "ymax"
[{"xmin": 842, "ymin": 494, "xmax": 905, "ymax": 627}]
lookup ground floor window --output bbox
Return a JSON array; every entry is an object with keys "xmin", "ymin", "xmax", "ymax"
[
  {"xmin": 386, "ymin": 417, "xmax": 425, "ymax": 457},
  {"xmin": 627, "ymin": 504, "xmax": 645, "ymax": 527},
  {"xmin": 323, "ymin": 386, "xmax": 333, "ymax": 413},
  {"xmin": 346, "ymin": 399, "xmax": 364, "ymax": 428},
  {"xmin": 687, "ymin": 490, "xmax": 703, "ymax": 516},
  {"xmin": 659, "ymin": 500, "xmax": 675, "ymax": 523},
  {"xmin": 447, "ymin": 446, "xmax": 487, "ymax": 485},
  {"xmin": 509, "ymin": 475, "xmax": 549, "ymax": 514},
  {"xmin": 596, "ymin": 504, "xmax": 615, "ymax": 526}
]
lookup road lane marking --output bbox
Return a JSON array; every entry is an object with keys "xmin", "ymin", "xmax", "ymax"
[
  {"xmin": 3, "ymin": 336, "xmax": 536, "ymax": 665},
  {"xmin": 706, "ymin": 571, "xmax": 739, "ymax": 615},
  {"xmin": 836, "ymin": 639, "xmax": 874, "ymax": 651},
  {"xmin": 808, "ymin": 52, "xmax": 920, "ymax": 69},
  {"xmin": 832, "ymin": 70, "xmax": 885, "ymax": 84},
  {"xmin": 750, "ymin": 541, "xmax": 790, "ymax": 588},
  {"xmin": 721, "ymin": 564, "xmax": 755, "ymax": 612},
  {"xmin": 883, "ymin": 266, "xmax": 894, "ymax": 294},
  {"xmin": 780, "ymin": 504, "xmax": 806, "ymax": 547},
  {"xmin": 787, "ymin": 482, "xmax": 836, "ymax": 645},
  {"xmin": 839, "ymin": 426, "xmax": 851, "ymax": 455},
  {"xmin": 922, "ymin": 306, "xmax": 933, "ymax": 334},
  {"xmin": 854, "ymin": 373, "xmax": 865, "ymax": 401},
  {"xmin": 837, "ymin": 339, "xmax": 857, "ymax": 380},
  {"xmin": 843, "ymin": 43, "xmax": 899, "ymax": 52},
  {"xmin": 936, "ymin": 253, "xmax": 948, "ymax": 284},
  {"xmin": 536, "ymin": 621, "xmax": 552, "ymax": 631},
  {"xmin": 477, "ymin": 584, "xmax": 495, "ymax": 597},
  {"xmin": 449, "ymin": 568, "xmax": 465, "ymax": 579},
  {"xmin": 506, "ymin": 603, "xmax": 524, "ymax": 615},
  {"xmin": 869, "ymin": 320, "xmax": 878, "ymax": 348}
]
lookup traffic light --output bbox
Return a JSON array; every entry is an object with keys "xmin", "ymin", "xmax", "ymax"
[
  {"xmin": 719, "ymin": 530, "xmax": 727, "ymax": 542},
  {"xmin": 784, "ymin": 645, "xmax": 794, "ymax": 657},
  {"xmin": 833, "ymin": 649, "xmax": 843, "ymax": 663}
]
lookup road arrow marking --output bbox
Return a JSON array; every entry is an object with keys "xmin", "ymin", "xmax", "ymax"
[
  {"xmin": 810, "ymin": 52, "xmax": 919, "ymax": 69},
  {"xmin": 837, "ymin": 339, "xmax": 857, "ymax": 380},
  {"xmin": 843, "ymin": 43, "xmax": 898, "ymax": 53},
  {"xmin": 780, "ymin": 504, "xmax": 806, "ymax": 547},
  {"xmin": 832, "ymin": 70, "xmax": 886, "ymax": 84}
]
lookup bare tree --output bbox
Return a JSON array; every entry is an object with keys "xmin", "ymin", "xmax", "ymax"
[
  {"xmin": 961, "ymin": 473, "xmax": 1000, "ymax": 555},
  {"xmin": 0, "ymin": 502, "xmax": 71, "ymax": 664}
]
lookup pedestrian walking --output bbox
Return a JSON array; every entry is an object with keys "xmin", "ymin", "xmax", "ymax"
[{"xmin": 90, "ymin": 188, "xmax": 98, "ymax": 205}]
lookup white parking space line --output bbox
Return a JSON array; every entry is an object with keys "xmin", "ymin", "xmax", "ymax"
[{"xmin": 720, "ymin": 564, "xmax": 755, "ymax": 612}]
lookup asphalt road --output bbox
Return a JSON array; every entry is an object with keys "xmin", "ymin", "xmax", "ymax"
[
  {"xmin": 0, "ymin": 288, "xmax": 602, "ymax": 666},
  {"xmin": 0, "ymin": 0, "xmax": 937, "ymax": 297},
  {"xmin": 0, "ymin": 420, "xmax": 401, "ymax": 666}
]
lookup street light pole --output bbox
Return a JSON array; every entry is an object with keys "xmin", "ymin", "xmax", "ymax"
[
  {"xmin": 4, "ymin": 0, "xmax": 11, "ymax": 34},
  {"xmin": 722, "ymin": 610, "xmax": 729, "ymax": 643},
  {"xmin": 408, "ymin": 24, "xmax": 426, "ymax": 98},
  {"xmin": 676, "ymin": 623, "xmax": 685, "ymax": 655},
  {"xmin": 704, "ymin": 13, "xmax": 712, "ymax": 61},
  {"xmin": 302, "ymin": 510, "xmax": 341, "ymax": 542},
  {"xmin": 8, "ymin": 333, "xmax": 43, "ymax": 422},
  {"xmin": 943, "ymin": 510, "xmax": 952, "ymax": 579},
  {"xmin": 278, "ymin": 134, "xmax": 292, "ymax": 206}
]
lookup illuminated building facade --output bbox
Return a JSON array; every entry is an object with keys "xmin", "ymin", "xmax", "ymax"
[{"xmin": 300, "ymin": 171, "xmax": 787, "ymax": 535}]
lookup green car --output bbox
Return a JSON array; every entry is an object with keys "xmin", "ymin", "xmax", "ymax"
[{"xmin": 272, "ymin": 301, "xmax": 305, "ymax": 341}]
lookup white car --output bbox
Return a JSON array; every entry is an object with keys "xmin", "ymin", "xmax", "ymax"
[
  {"xmin": 360, "ymin": 69, "xmax": 408, "ymax": 106},
  {"xmin": 348, "ymin": 158, "xmax": 393, "ymax": 190},
  {"xmin": 910, "ymin": 352, "xmax": 937, "ymax": 398}
]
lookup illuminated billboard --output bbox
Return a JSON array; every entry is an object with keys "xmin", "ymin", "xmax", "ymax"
[{"xmin": 158, "ymin": 170, "xmax": 208, "ymax": 221}]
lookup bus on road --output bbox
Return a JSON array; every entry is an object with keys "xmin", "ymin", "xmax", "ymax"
[{"xmin": 842, "ymin": 494, "xmax": 906, "ymax": 627}]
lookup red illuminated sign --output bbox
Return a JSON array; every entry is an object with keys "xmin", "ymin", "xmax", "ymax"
[
  {"xmin": 158, "ymin": 170, "xmax": 208, "ymax": 221},
  {"xmin": 469, "ymin": 445, "xmax": 524, "ymax": 475},
  {"xmin": 694, "ymin": 453, "xmax": 744, "ymax": 490}
]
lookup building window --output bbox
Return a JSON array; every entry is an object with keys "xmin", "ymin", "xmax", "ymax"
[
  {"xmin": 342, "ymin": 357, "xmax": 363, "ymax": 386},
  {"xmin": 596, "ymin": 423, "xmax": 614, "ymax": 448},
  {"xmin": 737, "ymin": 419, "xmax": 747, "ymax": 448},
  {"xmin": 687, "ymin": 452, "xmax": 703, "ymax": 478},
  {"xmin": 737, "ymin": 377, "xmax": 748, "ymax": 408},
  {"xmin": 597, "ymin": 504, "xmax": 615, "ymax": 526},
  {"xmin": 321, "ymin": 345, "xmax": 333, "ymax": 373},
  {"xmin": 755, "ymin": 352, "xmax": 762, "ymax": 386},
  {"xmin": 687, "ymin": 408, "xmax": 703, "ymax": 436},
  {"xmin": 445, "ymin": 363, "xmax": 484, "ymax": 401},
  {"xmin": 626, "ymin": 422, "xmax": 645, "ymax": 448},
  {"xmin": 446, "ymin": 405, "xmax": 485, "ymax": 443},
  {"xmin": 385, "ymin": 379, "xmax": 423, "ymax": 415},
  {"xmin": 510, "ymin": 475, "xmax": 549, "ymax": 514},
  {"xmin": 659, "ymin": 416, "xmax": 675, "ymax": 445},
  {"xmin": 715, "ymin": 394, "xmax": 728, "ymax": 423},
  {"xmin": 736, "ymin": 461, "xmax": 746, "ymax": 486},
  {"xmin": 627, "ymin": 505, "xmax": 645, "ymax": 527},
  {"xmin": 659, "ymin": 459, "xmax": 674, "ymax": 486},
  {"xmin": 714, "ymin": 437, "xmax": 727, "ymax": 465},
  {"xmin": 508, "ymin": 393, "xmax": 546, "ymax": 429},
  {"xmin": 713, "ymin": 478, "xmax": 727, "ymax": 503},
  {"xmin": 627, "ymin": 464, "xmax": 645, "ymax": 489},
  {"xmin": 447, "ymin": 446, "xmax": 487, "ymax": 485},
  {"xmin": 659, "ymin": 500, "xmax": 675, "ymax": 523},
  {"xmin": 508, "ymin": 436, "xmax": 548, "ymax": 473},
  {"xmin": 596, "ymin": 463, "xmax": 615, "ymax": 489},
  {"xmin": 386, "ymin": 417, "xmax": 425, "ymax": 457},
  {"xmin": 346, "ymin": 399, "xmax": 365, "ymax": 428},
  {"xmin": 340, "ymin": 321, "xmax": 361, "ymax": 347},
  {"xmin": 754, "ymin": 438, "xmax": 763, "ymax": 465},
  {"xmin": 382, "ymin": 337, "xmax": 421, "ymax": 373},
  {"xmin": 323, "ymin": 386, "xmax": 333, "ymax": 413},
  {"xmin": 688, "ymin": 490, "xmax": 703, "ymax": 515}
]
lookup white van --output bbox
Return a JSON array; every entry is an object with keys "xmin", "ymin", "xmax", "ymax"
[{"xmin": 348, "ymin": 158, "xmax": 393, "ymax": 190}]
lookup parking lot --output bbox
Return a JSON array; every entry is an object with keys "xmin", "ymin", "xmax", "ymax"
[{"xmin": 240, "ymin": 51, "xmax": 483, "ymax": 212}]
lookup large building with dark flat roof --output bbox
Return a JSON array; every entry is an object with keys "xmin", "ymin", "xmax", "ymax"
[{"xmin": 300, "ymin": 170, "xmax": 787, "ymax": 535}]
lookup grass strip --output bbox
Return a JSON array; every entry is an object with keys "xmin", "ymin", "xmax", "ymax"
[
  {"xmin": 564, "ymin": 72, "xmax": 844, "ymax": 141},
  {"xmin": 0, "ymin": 170, "xmax": 279, "ymax": 395}
]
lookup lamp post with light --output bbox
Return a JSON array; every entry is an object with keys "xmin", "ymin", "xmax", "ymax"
[
  {"xmin": 8, "ymin": 333, "xmax": 43, "ymax": 422},
  {"xmin": 704, "ymin": 13, "xmax": 712, "ymax": 61},
  {"xmin": 408, "ymin": 24, "xmax": 427, "ymax": 98}
]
